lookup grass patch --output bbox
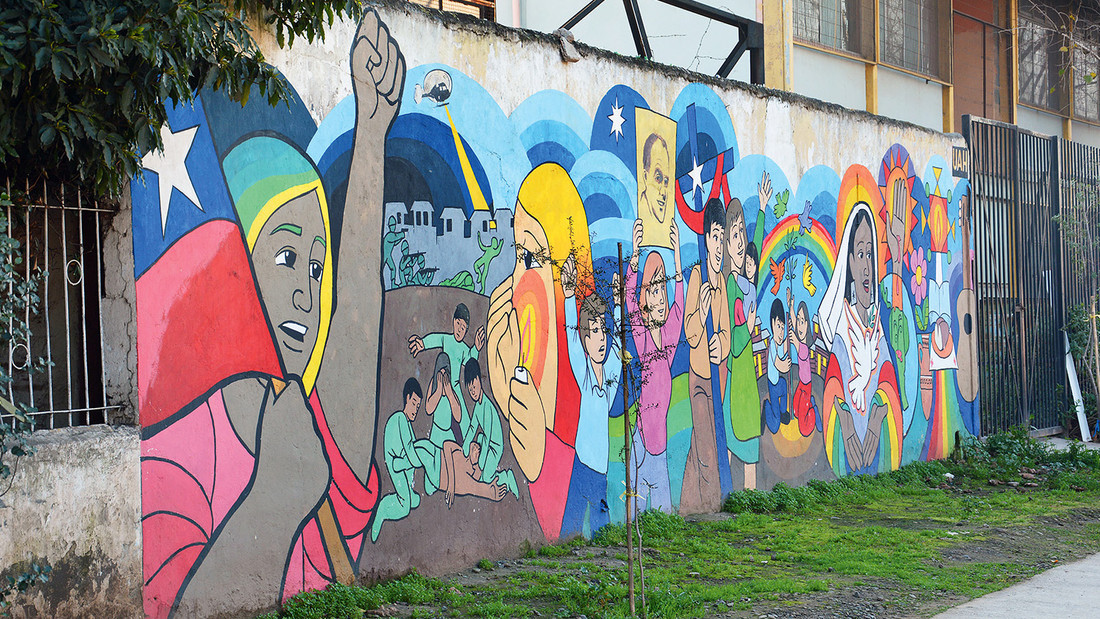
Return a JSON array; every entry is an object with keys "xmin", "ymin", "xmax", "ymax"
[{"xmin": 261, "ymin": 429, "xmax": 1100, "ymax": 618}]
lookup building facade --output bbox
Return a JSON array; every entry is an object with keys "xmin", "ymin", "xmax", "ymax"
[{"xmin": 495, "ymin": 0, "xmax": 1100, "ymax": 146}]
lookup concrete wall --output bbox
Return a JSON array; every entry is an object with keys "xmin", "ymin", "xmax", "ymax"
[
  {"xmin": 0, "ymin": 426, "xmax": 141, "ymax": 618},
  {"xmin": 878, "ymin": 65, "xmax": 945, "ymax": 131},
  {"xmin": 792, "ymin": 45, "xmax": 866, "ymax": 112},
  {"xmin": 5, "ymin": 2, "xmax": 979, "ymax": 618},
  {"xmin": 1073, "ymin": 120, "xmax": 1100, "ymax": 147}
]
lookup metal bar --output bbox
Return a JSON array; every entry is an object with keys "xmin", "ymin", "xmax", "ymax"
[
  {"xmin": 561, "ymin": 0, "xmax": 765, "ymax": 84},
  {"xmin": 17, "ymin": 203, "xmax": 117, "ymax": 214},
  {"xmin": 44, "ymin": 187, "xmax": 54, "ymax": 413},
  {"xmin": 658, "ymin": 0, "xmax": 754, "ymax": 27},
  {"xmin": 1012, "ymin": 124, "xmax": 1029, "ymax": 427},
  {"xmin": 97, "ymin": 211, "xmax": 106, "ymax": 414},
  {"xmin": 24, "ymin": 179, "xmax": 34, "ymax": 412},
  {"xmin": 78, "ymin": 190, "xmax": 90, "ymax": 426},
  {"xmin": 561, "ymin": 0, "xmax": 607, "ymax": 31},
  {"xmin": 4, "ymin": 178, "xmax": 13, "ymax": 407},
  {"xmin": 622, "ymin": 0, "xmax": 652, "ymax": 58},
  {"xmin": 23, "ymin": 405, "xmax": 120, "ymax": 417},
  {"xmin": 61, "ymin": 196, "xmax": 72, "ymax": 416},
  {"xmin": 716, "ymin": 31, "xmax": 749, "ymax": 79}
]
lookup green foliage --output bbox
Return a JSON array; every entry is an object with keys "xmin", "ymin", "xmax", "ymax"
[
  {"xmin": 477, "ymin": 558, "xmax": 494, "ymax": 571},
  {"xmin": 1066, "ymin": 303, "xmax": 1091, "ymax": 362},
  {"xmin": 0, "ymin": 0, "xmax": 362, "ymax": 196},
  {"xmin": 0, "ymin": 563, "xmax": 51, "ymax": 615},
  {"xmin": 0, "ymin": 192, "xmax": 50, "ymax": 614},
  {"xmin": 0, "ymin": 192, "xmax": 46, "ymax": 491},
  {"xmin": 260, "ymin": 574, "xmax": 454, "ymax": 619}
]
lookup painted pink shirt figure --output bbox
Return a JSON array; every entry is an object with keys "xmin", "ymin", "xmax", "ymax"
[
  {"xmin": 626, "ymin": 254, "xmax": 685, "ymax": 456},
  {"xmin": 141, "ymin": 388, "xmax": 378, "ymax": 619},
  {"xmin": 798, "ymin": 342, "xmax": 812, "ymax": 384}
]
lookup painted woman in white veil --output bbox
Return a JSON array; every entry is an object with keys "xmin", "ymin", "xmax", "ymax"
[{"xmin": 820, "ymin": 202, "xmax": 901, "ymax": 476}]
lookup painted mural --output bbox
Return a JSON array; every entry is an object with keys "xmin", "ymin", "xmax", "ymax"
[{"xmin": 131, "ymin": 9, "xmax": 978, "ymax": 618}]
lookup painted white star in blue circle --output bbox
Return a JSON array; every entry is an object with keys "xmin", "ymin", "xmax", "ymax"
[
  {"xmin": 608, "ymin": 98, "xmax": 626, "ymax": 142},
  {"xmin": 688, "ymin": 155, "xmax": 705, "ymax": 198},
  {"xmin": 141, "ymin": 123, "xmax": 202, "ymax": 236}
]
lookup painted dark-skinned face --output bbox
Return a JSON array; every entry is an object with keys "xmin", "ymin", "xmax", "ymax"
[
  {"xmin": 645, "ymin": 143, "xmax": 671, "ymax": 223},
  {"xmin": 848, "ymin": 218, "xmax": 874, "ymax": 311},
  {"xmin": 251, "ymin": 190, "xmax": 326, "ymax": 377}
]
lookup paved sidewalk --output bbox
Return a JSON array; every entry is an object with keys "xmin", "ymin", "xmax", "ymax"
[
  {"xmin": 934, "ymin": 552, "xmax": 1100, "ymax": 617},
  {"xmin": 1038, "ymin": 436, "xmax": 1100, "ymax": 451},
  {"xmin": 935, "ymin": 436, "xmax": 1100, "ymax": 617}
]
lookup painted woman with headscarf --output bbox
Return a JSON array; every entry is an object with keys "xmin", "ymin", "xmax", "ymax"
[{"xmin": 820, "ymin": 202, "xmax": 902, "ymax": 477}]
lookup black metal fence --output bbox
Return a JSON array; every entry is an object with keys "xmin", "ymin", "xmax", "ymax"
[
  {"xmin": 964, "ymin": 115, "xmax": 1076, "ymax": 434},
  {"xmin": 1059, "ymin": 140, "xmax": 1100, "ymax": 312}
]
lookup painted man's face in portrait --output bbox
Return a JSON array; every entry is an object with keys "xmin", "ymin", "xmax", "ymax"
[
  {"xmin": 644, "ymin": 141, "xmax": 671, "ymax": 223},
  {"xmin": 251, "ymin": 190, "xmax": 326, "ymax": 377}
]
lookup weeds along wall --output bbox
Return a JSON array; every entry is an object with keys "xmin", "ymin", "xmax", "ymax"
[{"xmin": 132, "ymin": 1, "xmax": 977, "ymax": 616}]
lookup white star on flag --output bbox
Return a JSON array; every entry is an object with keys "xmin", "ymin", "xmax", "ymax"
[
  {"xmin": 688, "ymin": 156, "xmax": 705, "ymax": 198},
  {"xmin": 142, "ymin": 123, "xmax": 202, "ymax": 236},
  {"xmin": 608, "ymin": 99, "xmax": 626, "ymax": 142}
]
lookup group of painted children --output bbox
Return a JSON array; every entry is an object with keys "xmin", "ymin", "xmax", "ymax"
[{"xmin": 371, "ymin": 303, "xmax": 519, "ymax": 542}]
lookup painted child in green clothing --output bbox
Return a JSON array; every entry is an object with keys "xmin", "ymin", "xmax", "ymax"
[
  {"xmin": 408, "ymin": 303, "xmax": 487, "ymax": 391},
  {"xmin": 372, "ymin": 378, "xmax": 425, "ymax": 542},
  {"xmin": 460, "ymin": 359, "xmax": 519, "ymax": 499}
]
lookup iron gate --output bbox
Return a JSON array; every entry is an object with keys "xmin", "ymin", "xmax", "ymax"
[
  {"xmin": 964, "ymin": 115, "xmax": 1065, "ymax": 434},
  {"xmin": 3, "ymin": 180, "xmax": 118, "ymax": 429}
]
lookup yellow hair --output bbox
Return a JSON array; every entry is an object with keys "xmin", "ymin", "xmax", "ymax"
[
  {"xmin": 246, "ymin": 179, "xmax": 332, "ymax": 395},
  {"xmin": 516, "ymin": 163, "xmax": 592, "ymax": 293}
]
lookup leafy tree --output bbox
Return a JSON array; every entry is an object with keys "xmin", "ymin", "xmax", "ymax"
[{"xmin": 0, "ymin": 0, "xmax": 363, "ymax": 196}]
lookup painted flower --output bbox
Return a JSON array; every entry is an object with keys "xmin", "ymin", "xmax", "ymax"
[{"xmin": 909, "ymin": 247, "xmax": 928, "ymax": 306}]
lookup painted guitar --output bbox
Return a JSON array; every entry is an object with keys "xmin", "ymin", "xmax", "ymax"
[{"xmin": 956, "ymin": 194, "xmax": 978, "ymax": 402}]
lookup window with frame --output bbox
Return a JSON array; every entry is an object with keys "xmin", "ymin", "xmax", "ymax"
[
  {"xmin": 1072, "ymin": 35, "xmax": 1100, "ymax": 122},
  {"xmin": 879, "ymin": 0, "xmax": 949, "ymax": 79},
  {"xmin": 793, "ymin": 0, "xmax": 874, "ymax": 59},
  {"xmin": 1018, "ymin": 12, "xmax": 1065, "ymax": 111},
  {"xmin": 410, "ymin": 0, "xmax": 495, "ymax": 20}
]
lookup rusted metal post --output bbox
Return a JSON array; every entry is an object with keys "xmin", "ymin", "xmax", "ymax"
[{"xmin": 618, "ymin": 242, "xmax": 635, "ymax": 614}]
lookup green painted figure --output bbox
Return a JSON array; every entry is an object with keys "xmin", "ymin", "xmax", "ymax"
[
  {"xmin": 371, "ymin": 378, "xmax": 424, "ymax": 542},
  {"xmin": 382, "ymin": 215, "xmax": 407, "ymax": 287},
  {"xmin": 473, "ymin": 231, "xmax": 503, "ymax": 294},
  {"xmin": 460, "ymin": 359, "xmax": 518, "ymax": 498}
]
